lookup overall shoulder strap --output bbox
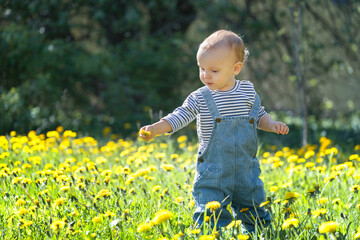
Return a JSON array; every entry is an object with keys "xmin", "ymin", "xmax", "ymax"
[
  {"xmin": 249, "ymin": 94, "xmax": 261, "ymax": 119},
  {"xmin": 199, "ymin": 87, "xmax": 221, "ymax": 120}
]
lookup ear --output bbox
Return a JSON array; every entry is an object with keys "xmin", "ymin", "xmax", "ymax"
[{"xmin": 233, "ymin": 62, "xmax": 243, "ymax": 75}]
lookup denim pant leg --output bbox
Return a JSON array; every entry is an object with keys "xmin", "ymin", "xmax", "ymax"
[{"xmin": 193, "ymin": 187, "xmax": 233, "ymax": 230}]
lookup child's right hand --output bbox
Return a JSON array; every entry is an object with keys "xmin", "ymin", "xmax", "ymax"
[
  {"xmin": 139, "ymin": 120, "xmax": 172, "ymax": 142},
  {"xmin": 139, "ymin": 125, "xmax": 155, "ymax": 142}
]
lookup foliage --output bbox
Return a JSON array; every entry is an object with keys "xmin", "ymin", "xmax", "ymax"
[
  {"xmin": 0, "ymin": 129, "xmax": 360, "ymax": 239},
  {"xmin": 0, "ymin": 0, "xmax": 196, "ymax": 135},
  {"xmin": 0, "ymin": 0, "xmax": 359, "ymax": 136}
]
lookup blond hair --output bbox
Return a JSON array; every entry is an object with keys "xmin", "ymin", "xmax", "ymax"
[{"xmin": 198, "ymin": 30, "xmax": 249, "ymax": 63}]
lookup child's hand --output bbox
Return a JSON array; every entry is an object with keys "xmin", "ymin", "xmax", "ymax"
[
  {"xmin": 272, "ymin": 121, "xmax": 289, "ymax": 135},
  {"xmin": 139, "ymin": 126, "xmax": 155, "ymax": 142}
]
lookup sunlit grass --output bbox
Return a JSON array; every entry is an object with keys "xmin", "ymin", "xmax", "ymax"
[{"xmin": 0, "ymin": 129, "xmax": 359, "ymax": 239}]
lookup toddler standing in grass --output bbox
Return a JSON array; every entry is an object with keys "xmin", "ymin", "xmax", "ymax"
[{"xmin": 139, "ymin": 30, "xmax": 289, "ymax": 235}]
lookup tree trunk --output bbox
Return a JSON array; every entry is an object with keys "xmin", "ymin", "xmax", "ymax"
[{"xmin": 290, "ymin": 3, "xmax": 308, "ymax": 146}]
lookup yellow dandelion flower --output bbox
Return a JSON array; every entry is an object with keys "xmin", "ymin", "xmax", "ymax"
[
  {"xmin": 53, "ymin": 198, "xmax": 66, "ymax": 207},
  {"xmin": 103, "ymin": 175, "xmax": 111, "ymax": 184},
  {"xmin": 284, "ymin": 192, "xmax": 300, "ymax": 201},
  {"xmin": 22, "ymin": 178, "xmax": 32, "ymax": 185},
  {"xmin": 240, "ymin": 208, "xmax": 249, "ymax": 212},
  {"xmin": 319, "ymin": 198, "xmax": 328, "ymax": 205},
  {"xmin": 351, "ymin": 185, "xmax": 360, "ymax": 193},
  {"xmin": 226, "ymin": 220, "xmax": 242, "ymax": 230},
  {"xmin": 324, "ymin": 176, "xmax": 335, "ymax": 184},
  {"xmin": 28, "ymin": 206, "xmax": 37, "ymax": 212},
  {"xmin": 312, "ymin": 208, "xmax": 327, "ymax": 218},
  {"xmin": 155, "ymin": 153, "xmax": 166, "ymax": 159},
  {"xmin": 15, "ymin": 199, "xmax": 27, "ymax": 207},
  {"xmin": 325, "ymin": 147, "xmax": 338, "ymax": 155},
  {"xmin": 304, "ymin": 150, "xmax": 315, "ymax": 159},
  {"xmin": 160, "ymin": 188, "xmax": 168, "ymax": 197},
  {"xmin": 199, "ymin": 235, "xmax": 215, "ymax": 240},
  {"xmin": 129, "ymin": 188, "xmax": 135, "ymax": 194},
  {"xmin": 51, "ymin": 220, "xmax": 66, "ymax": 231},
  {"xmin": 12, "ymin": 177, "xmax": 24, "ymax": 184},
  {"xmin": 125, "ymin": 176, "xmax": 135, "ymax": 185},
  {"xmin": 281, "ymin": 207, "xmax": 292, "ymax": 214},
  {"xmin": 175, "ymin": 197, "xmax": 184, "ymax": 204},
  {"xmin": 238, "ymin": 234, "xmax": 250, "ymax": 240},
  {"xmin": 287, "ymin": 155, "xmax": 298, "ymax": 163},
  {"xmin": 177, "ymin": 135, "xmax": 187, "ymax": 143},
  {"xmin": 270, "ymin": 186, "xmax": 279, "ymax": 193},
  {"xmin": 139, "ymin": 129, "xmax": 151, "ymax": 137},
  {"xmin": 101, "ymin": 170, "xmax": 112, "ymax": 176},
  {"xmin": 191, "ymin": 228, "xmax": 201, "ymax": 234},
  {"xmin": 355, "ymin": 231, "xmax": 360, "ymax": 239},
  {"xmin": 304, "ymin": 162, "xmax": 316, "ymax": 168},
  {"xmin": 282, "ymin": 218, "xmax": 299, "ymax": 229},
  {"xmin": 161, "ymin": 164, "xmax": 174, "ymax": 171},
  {"xmin": 63, "ymin": 130, "xmax": 77, "ymax": 138},
  {"xmin": 91, "ymin": 216, "xmax": 101, "ymax": 224},
  {"xmin": 297, "ymin": 158, "xmax": 306, "ymax": 163},
  {"xmin": 137, "ymin": 222, "xmax": 152, "ymax": 232},
  {"xmin": 152, "ymin": 185, "xmax": 161, "ymax": 193},
  {"xmin": 170, "ymin": 153, "xmax": 179, "ymax": 160},
  {"xmin": 319, "ymin": 221, "xmax": 338, "ymax": 233},
  {"xmin": 172, "ymin": 232, "xmax": 184, "ymax": 240},
  {"xmin": 103, "ymin": 211, "xmax": 116, "ymax": 218},
  {"xmin": 56, "ymin": 126, "xmax": 64, "ymax": 132},
  {"xmin": 307, "ymin": 189, "xmax": 316, "ymax": 195},
  {"xmin": 151, "ymin": 209, "xmax": 173, "ymax": 225},
  {"xmin": 260, "ymin": 201, "xmax": 270, "ymax": 208},
  {"xmin": 205, "ymin": 201, "xmax": 221, "ymax": 212},
  {"xmin": 332, "ymin": 198, "xmax": 341, "ymax": 205},
  {"xmin": 23, "ymin": 220, "xmax": 33, "ymax": 228},
  {"xmin": 60, "ymin": 185, "xmax": 70, "ymax": 192},
  {"xmin": 94, "ymin": 189, "xmax": 111, "ymax": 202},
  {"xmin": 282, "ymin": 180, "xmax": 292, "ymax": 188},
  {"xmin": 70, "ymin": 210, "xmax": 79, "ymax": 217},
  {"xmin": 17, "ymin": 207, "xmax": 28, "ymax": 216}
]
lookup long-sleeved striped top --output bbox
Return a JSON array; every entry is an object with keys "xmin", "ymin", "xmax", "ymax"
[{"xmin": 163, "ymin": 80, "xmax": 267, "ymax": 153}]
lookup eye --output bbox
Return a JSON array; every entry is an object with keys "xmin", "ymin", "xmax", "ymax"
[{"xmin": 212, "ymin": 70, "xmax": 218, "ymax": 73}]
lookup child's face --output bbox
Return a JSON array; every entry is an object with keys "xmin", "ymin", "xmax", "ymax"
[{"xmin": 197, "ymin": 45, "xmax": 242, "ymax": 91}]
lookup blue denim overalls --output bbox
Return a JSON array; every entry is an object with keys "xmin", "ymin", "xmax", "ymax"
[{"xmin": 192, "ymin": 86, "xmax": 271, "ymax": 233}]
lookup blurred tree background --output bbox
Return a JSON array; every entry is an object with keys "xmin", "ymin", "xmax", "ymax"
[{"xmin": 1, "ymin": 0, "xmax": 359, "ymax": 145}]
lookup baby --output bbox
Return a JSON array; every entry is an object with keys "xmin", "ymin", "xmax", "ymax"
[{"xmin": 139, "ymin": 30, "xmax": 289, "ymax": 234}]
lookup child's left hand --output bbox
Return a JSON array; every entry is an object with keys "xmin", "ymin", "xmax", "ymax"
[{"xmin": 272, "ymin": 121, "xmax": 289, "ymax": 135}]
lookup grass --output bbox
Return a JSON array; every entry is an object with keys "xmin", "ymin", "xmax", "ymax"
[{"xmin": 0, "ymin": 129, "xmax": 359, "ymax": 239}]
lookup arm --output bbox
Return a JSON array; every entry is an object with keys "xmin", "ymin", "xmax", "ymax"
[
  {"xmin": 258, "ymin": 113, "xmax": 289, "ymax": 135},
  {"xmin": 139, "ymin": 92, "xmax": 199, "ymax": 142},
  {"xmin": 139, "ymin": 119, "xmax": 172, "ymax": 142}
]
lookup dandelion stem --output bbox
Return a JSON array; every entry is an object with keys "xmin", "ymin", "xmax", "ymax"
[{"xmin": 19, "ymin": 184, "xmax": 36, "ymax": 206}]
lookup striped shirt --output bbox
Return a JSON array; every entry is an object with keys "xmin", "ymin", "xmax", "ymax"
[{"xmin": 163, "ymin": 80, "xmax": 267, "ymax": 153}]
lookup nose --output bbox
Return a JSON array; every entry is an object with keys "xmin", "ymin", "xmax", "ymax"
[{"xmin": 204, "ymin": 71, "xmax": 211, "ymax": 80}]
